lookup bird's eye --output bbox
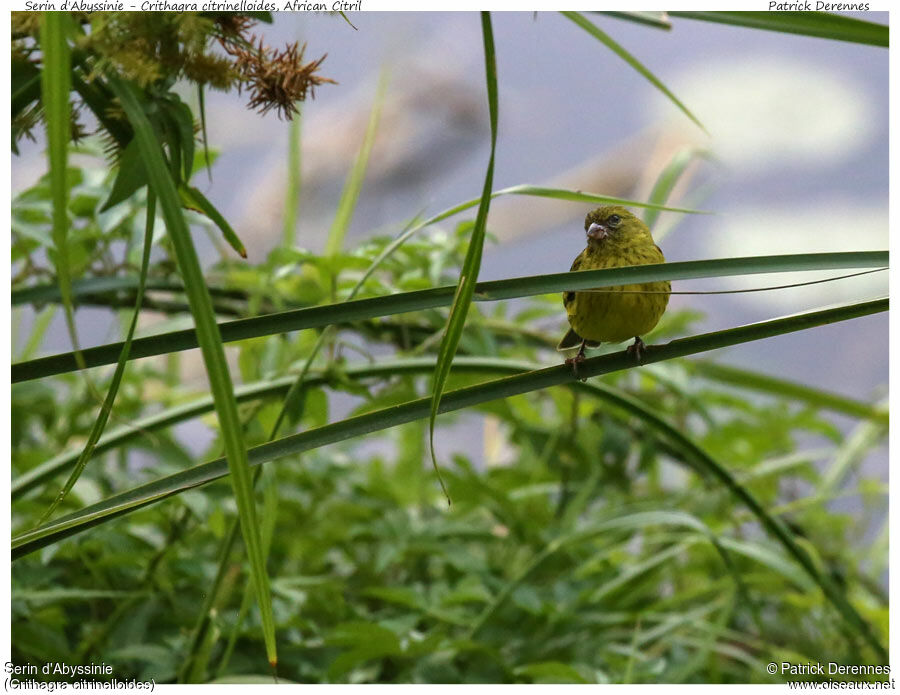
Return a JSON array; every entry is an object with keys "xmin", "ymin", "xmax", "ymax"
[{"xmin": 607, "ymin": 214, "xmax": 622, "ymax": 227}]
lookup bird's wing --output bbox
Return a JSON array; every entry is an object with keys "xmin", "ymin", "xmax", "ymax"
[{"xmin": 564, "ymin": 249, "xmax": 588, "ymax": 309}]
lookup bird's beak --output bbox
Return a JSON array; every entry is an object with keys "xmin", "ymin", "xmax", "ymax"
[{"xmin": 586, "ymin": 222, "xmax": 608, "ymax": 241}]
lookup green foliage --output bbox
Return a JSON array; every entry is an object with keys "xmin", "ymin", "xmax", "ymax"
[
  {"xmin": 12, "ymin": 151, "xmax": 888, "ymax": 681},
  {"xmin": 11, "ymin": 10, "xmax": 887, "ymax": 686}
]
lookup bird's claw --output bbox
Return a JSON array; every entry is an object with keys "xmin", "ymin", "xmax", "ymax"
[
  {"xmin": 627, "ymin": 337, "xmax": 646, "ymax": 363},
  {"xmin": 565, "ymin": 353, "xmax": 588, "ymax": 381},
  {"xmin": 565, "ymin": 340, "xmax": 589, "ymax": 381}
]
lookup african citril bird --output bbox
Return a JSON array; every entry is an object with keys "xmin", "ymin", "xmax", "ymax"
[{"xmin": 558, "ymin": 206, "xmax": 670, "ymax": 370}]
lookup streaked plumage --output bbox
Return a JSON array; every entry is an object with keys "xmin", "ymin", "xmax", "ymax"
[{"xmin": 559, "ymin": 206, "xmax": 670, "ymax": 365}]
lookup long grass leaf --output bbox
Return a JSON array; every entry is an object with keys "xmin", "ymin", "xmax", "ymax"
[
  {"xmin": 818, "ymin": 417, "xmax": 888, "ymax": 496},
  {"xmin": 40, "ymin": 14, "xmax": 80, "ymax": 365},
  {"xmin": 469, "ymin": 514, "xmax": 713, "ymax": 639},
  {"xmin": 562, "ymin": 11, "xmax": 707, "ymax": 134},
  {"xmin": 198, "ymin": 84, "xmax": 212, "ymax": 179},
  {"xmin": 196, "ymin": 74, "xmax": 390, "ymax": 669},
  {"xmin": 598, "ymin": 11, "xmax": 672, "ymax": 30},
  {"xmin": 669, "ymin": 11, "xmax": 888, "ymax": 47},
  {"xmin": 180, "ymin": 184, "xmax": 247, "ymax": 259},
  {"xmin": 12, "ymin": 184, "xmax": 709, "ymax": 310},
  {"xmin": 592, "ymin": 374, "xmax": 886, "ymax": 661},
  {"xmin": 643, "ymin": 146, "xmax": 710, "ymax": 230},
  {"xmin": 304, "ymin": 184, "xmax": 709, "ymax": 307},
  {"xmin": 282, "ymin": 108, "xmax": 302, "ymax": 248},
  {"xmin": 690, "ymin": 361, "xmax": 888, "ymax": 424},
  {"xmin": 106, "ymin": 76, "xmax": 278, "ymax": 668},
  {"xmin": 17, "ymin": 306, "xmax": 57, "ymax": 362},
  {"xmin": 428, "ymin": 13, "xmax": 499, "ymax": 502},
  {"xmin": 13, "ymin": 296, "xmax": 886, "ymax": 557},
  {"xmin": 100, "ymin": 137, "xmax": 147, "ymax": 211},
  {"xmin": 38, "ymin": 194, "xmax": 157, "ymax": 523},
  {"xmin": 12, "ymin": 251, "xmax": 888, "ymax": 383},
  {"xmin": 14, "ymin": 298, "xmax": 887, "ymax": 658},
  {"xmin": 324, "ymin": 71, "xmax": 387, "ymax": 258},
  {"xmin": 12, "ymin": 276, "xmax": 246, "ymax": 306}
]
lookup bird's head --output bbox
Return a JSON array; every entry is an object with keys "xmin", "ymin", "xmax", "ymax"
[{"xmin": 584, "ymin": 206, "xmax": 652, "ymax": 248}]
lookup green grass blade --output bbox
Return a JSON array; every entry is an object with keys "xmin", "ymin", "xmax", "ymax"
[
  {"xmin": 469, "ymin": 514, "xmax": 713, "ymax": 639},
  {"xmin": 37, "ymin": 194, "xmax": 157, "ymax": 523},
  {"xmin": 11, "ymin": 276, "xmax": 249, "ymax": 306},
  {"xmin": 13, "ymin": 299, "xmax": 887, "ymax": 659},
  {"xmin": 690, "ymin": 360, "xmax": 888, "ymax": 424},
  {"xmin": 598, "ymin": 11, "xmax": 672, "ymax": 30},
  {"xmin": 492, "ymin": 184, "xmax": 710, "ymax": 213},
  {"xmin": 180, "ymin": 184, "xmax": 247, "ymax": 259},
  {"xmin": 222, "ymin": 78, "xmax": 394, "ymax": 625},
  {"xmin": 324, "ymin": 70, "xmax": 387, "ymax": 258},
  {"xmin": 562, "ymin": 11, "xmax": 708, "ymax": 134},
  {"xmin": 282, "ymin": 108, "xmax": 302, "ymax": 248},
  {"xmin": 12, "ymin": 251, "xmax": 887, "ymax": 383},
  {"xmin": 107, "ymin": 76, "xmax": 277, "ymax": 668},
  {"xmin": 819, "ymin": 417, "xmax": 888, "ymax": 496},
  {"xmin": 172, "ymin": 98, "xmax": 196, "ymax": 182},
  {"xmin": 592, "ymin": 378, "xmax": 886, "ymax": 661},
  {"xmin": 13, "ymin": 296, "xmax": 886, "ymax": 557},
  {"xmin": 643, "ymin": 146, "xmax": 710, "ymax": 230},
  {"xmin": 17, "ymin": 305, "xmax": 57, "ymax": 362},
  {"xmin": 12, "ymin": 55, "xmax": 42, "ymax": 122},
  {"xmin": 68, "ymin": 59, "xmax": 133, "ymax": 147},
  {"xmin": 100, "ymin": 137, "xmax": 148, "ymax": 211},
  {"xmin": 12, "ymin": 185, "xmax": 709, "ymax": 310},
  {"xmin": 40, "ymin": 13, "xmax": 80, "ymax": 365},
  {"xmin": 669, "ymin": 11, "xmax": 888, "ymax": 47},
  {"xmin": 347, "ymin": 186, "xmax": 708, "ymax": 302},
  {"xmin": 428, "ymin": 13, "xmax": 499, "ymax": 502},
  {"xmin": 198, "ymin": 84, "xmax": 212, "ymax": 179}
]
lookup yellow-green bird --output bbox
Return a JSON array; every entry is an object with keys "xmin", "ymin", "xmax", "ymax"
[{"xmin": 558, "ymin": 206, "xmax": 670, "ymax": 370}]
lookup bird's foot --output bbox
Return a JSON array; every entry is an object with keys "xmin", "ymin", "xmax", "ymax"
[
  {"xmin": 564, "ymin": 340, "xmax": 588, "ymax": 381},
  {"xmin": 564, "ymin": 352, "xmax": 586, "ymax": 374},
  {"xmin": 626, "ymin": 336, "xmax": 646, "ymax": 363}
]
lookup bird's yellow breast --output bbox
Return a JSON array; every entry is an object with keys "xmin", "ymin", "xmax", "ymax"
[{"xmin": 565, "ymin": 242, "xmax": 670, "ymax": 344}]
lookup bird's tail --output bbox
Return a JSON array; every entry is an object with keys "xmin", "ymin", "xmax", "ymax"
[{"xmin": 557, "ymin": 328, "xmax": 600, "ymax": 351}]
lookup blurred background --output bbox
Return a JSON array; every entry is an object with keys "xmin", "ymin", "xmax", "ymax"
[{"xmin": 12, "ymin": 10, "xmax": 888, "ymax": 490}]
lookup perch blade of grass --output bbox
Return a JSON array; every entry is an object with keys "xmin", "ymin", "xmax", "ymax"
[
  {"xmin": 13, "ymin": 297, "xmax": 886, "ymax": 554},
  {"xmin": 11, "ymin": 299, "xmax": 889, "ymax": 655},
  {"xmin": 11, "ymin": 251, "xmax": 888, "ymax": 383}
]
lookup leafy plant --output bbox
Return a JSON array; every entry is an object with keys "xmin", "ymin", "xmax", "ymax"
[{"xmin": 11, "ymin": 9, "xmax": 888, "ymax": 685}]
